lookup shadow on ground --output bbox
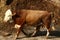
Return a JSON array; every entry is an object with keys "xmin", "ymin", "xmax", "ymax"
[{"xmin": 22, "ymin": 31, "xmax": 60, "ymax": 37}]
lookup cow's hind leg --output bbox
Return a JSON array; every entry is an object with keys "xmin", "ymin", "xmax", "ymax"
[
  {"xmin": 43, "ymin": 14, "xmax": 51, "ymax": 38},
  {"xmin": 45, "ymin": 20, "xmax": 51, "ymax": 38},
  {"xmin": 46, "ymin": 26, "xmax": 51, "ymax": 38},
  {"xmin": 43, "ymin": 20, "xmax": 51, "ymax": 38},
  {"xmin": 31, "ymin": 28, "xmax": 36, "ymax": 36},
  {"xmin": 31, "ymin": 24, "xmax": 41, "ymax": 36}
]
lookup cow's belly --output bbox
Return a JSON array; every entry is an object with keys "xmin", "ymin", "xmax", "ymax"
[{"xmin": 26, "ymin": 13, "xmax": 42, "ymax": 25}]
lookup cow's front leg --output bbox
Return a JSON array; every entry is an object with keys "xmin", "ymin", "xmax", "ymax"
[
  {"xmin": 13, "ymin": 24, "xmax": 21, "ymax": 40},
  {"xmin": 15, "ymin": 24, "xmax": 21, "ymax": 29}
]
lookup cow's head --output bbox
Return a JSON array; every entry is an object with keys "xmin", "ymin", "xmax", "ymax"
[{"xmin": 3, "ymin": 9, "xmax": 13, "ymax": 22}]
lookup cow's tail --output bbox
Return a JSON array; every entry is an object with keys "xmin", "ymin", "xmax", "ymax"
[{"xmin": 50, "ymin": 12, "xmax": 56, "ymax": 30}]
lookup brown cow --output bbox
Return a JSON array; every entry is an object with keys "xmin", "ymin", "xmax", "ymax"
[{"xmin": 3, "ymin": 9, "xmax": 54, "ymax": 40}]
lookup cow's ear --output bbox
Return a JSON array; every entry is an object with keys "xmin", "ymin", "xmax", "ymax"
[{"xmin": 12, "ymin": 13, "xmax": 16, "ymax": 16}]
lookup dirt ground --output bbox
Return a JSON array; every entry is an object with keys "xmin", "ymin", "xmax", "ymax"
[
  {"xmin": 0, "ymin": 23, "xmax": 60, "ymax": 40},
  {"xmin": 0, "ymin": 30, "xmax": 60, "ymax": 40}
]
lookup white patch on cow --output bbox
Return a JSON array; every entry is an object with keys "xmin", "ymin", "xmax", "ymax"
[
  {"xmin": 4, "ymin": 9, "xmax": 12, "ymax": 22},
  {"xmin": 14, "ymin": 24, "xmax": 21, "ymax": 29}
]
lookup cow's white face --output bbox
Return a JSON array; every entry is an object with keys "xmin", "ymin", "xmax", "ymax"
[{"xmin": 3, "ymin": 9, "xmax": 12, "ymax": 22}]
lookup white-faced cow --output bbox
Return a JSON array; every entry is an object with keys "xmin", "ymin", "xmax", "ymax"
[{"xmin": 3, "ymin": 9, "xmax": 55, "ymax": 40}]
